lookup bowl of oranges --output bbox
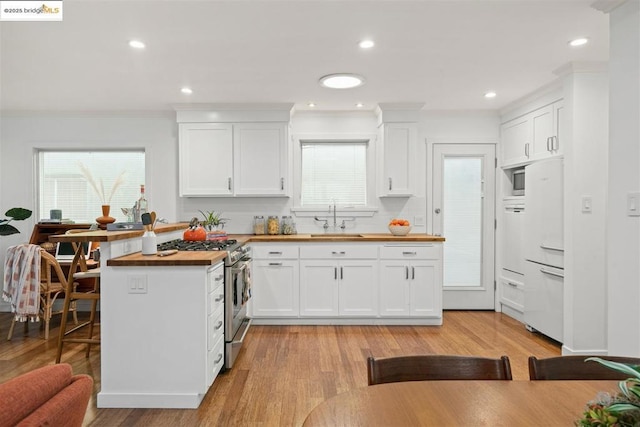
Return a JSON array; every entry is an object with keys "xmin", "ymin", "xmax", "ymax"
[{"xmin": 388, "ymin": 218, "xmax": 412, "ymax": 236}]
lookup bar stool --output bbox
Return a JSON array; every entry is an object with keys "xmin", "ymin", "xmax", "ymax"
[{"xmin": 56, "ymin": 232, "xmax": 100, "ymax": 363}]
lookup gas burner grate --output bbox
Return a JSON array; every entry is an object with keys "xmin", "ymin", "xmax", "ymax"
[{"xmin": 157, "ymin": 239, "xmax": 238, "ymax": 252}]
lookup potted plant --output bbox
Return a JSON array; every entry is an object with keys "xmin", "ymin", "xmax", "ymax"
[
  {"xmin": 199, "ymin": 210, "xmax": 228, "ymax": 232},
  {"xmin": 577, "ymin": 357, "xmax": 640, "ymax": 426},
  {"xmin": 0, "ymin": 208, "xmax": 32, "ymax": 236}
]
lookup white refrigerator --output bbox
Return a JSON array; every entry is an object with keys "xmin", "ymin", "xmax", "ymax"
[{"xmin": 523, "ymin": 157, "xmax": 564, "ymax": 343}]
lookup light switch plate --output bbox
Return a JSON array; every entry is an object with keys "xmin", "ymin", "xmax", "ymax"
[
  {"xmin": 127, "ymin": 274, "xmax": 147, "ymax": 294},
  {"xmin": 581, "ymin": 196, "xmax": 592, "ymax": 213},
  {"xmin": 628, "ymin": 192, "xmax": 640, "ymax": 217}
]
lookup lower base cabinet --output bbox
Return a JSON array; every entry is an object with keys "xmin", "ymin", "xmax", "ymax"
[
  {"xmin": 379, "ymin": 260, "xmax": 440, "ymax": 317},
  {"xmin": 251, "ymin": 259, "xmax": 299, "ymax": 317}
]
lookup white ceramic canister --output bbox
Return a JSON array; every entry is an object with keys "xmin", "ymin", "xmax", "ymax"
[{"xmin": 141, "ymin": 230, "xmax": 158, "ymax": 255}]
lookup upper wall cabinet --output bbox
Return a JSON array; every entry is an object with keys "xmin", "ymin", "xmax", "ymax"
[
  {"xmin": 176, "ymin": 104, "xmax": 293, "ymax": 197},
  {"xmin": 501, "ymin": 99, "xmax": 564, "ymax": 168},
  {"xmin": 376, "ymin": 103, "xmax": 423, "ymax": 197}
]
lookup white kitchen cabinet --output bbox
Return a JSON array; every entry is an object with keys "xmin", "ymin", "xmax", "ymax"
[
  {"xmin": 379, "ymin": 245, "xmax": 441, "ymax": 318},
  {"xmin": 206, "ymin": 263, "xmax": 225, "ymax": 387},
  {"xmin": 251, "ymin": 244, "xmax": 299, "ymax": 317},
  {"xmin": 501, "ymin": 116, "xmax": 531, "ymax": 166},
  {"xmin": 378, "ymin": 123, "xmax": 416, "ymax": 197},
  {"xmin": 299, "ymin": 244, "xmax": 378, "ymax": 317},
  {"xmin": 501, "ymin": 100, "xmax": 563, "ymax": 168},
  {"xmin": 499, "ymin": 272, "xmax": 525, "ymax": 322},
  {"xmin": 531, "ymin": 100, "xmax": 563, "ymax": 160},
  {"xmin": 179, "ymin": 122, "xmax": 289, "ymax": 197},
  {"xmin": 233, "ymin": 123, "xmax": 288, "ymax": 196},
  {"xmin": 179, "ymin": 123, "xmax": 233, "ymax": 196}
]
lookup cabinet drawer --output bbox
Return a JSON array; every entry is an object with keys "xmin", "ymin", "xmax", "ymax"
[
  {"xmin": 207, "ymin": 307, "xmax": 224, "ymax": 350},
  {"xmin": 252, "ymin": 245, "xmax": 299, "ymax": 259},
  {"xmin": 207, "ymin": 335, "xmax": 225, "ymax": 386},
  {"xmin": 499, "ymin": 276, "xmax": 524, "ymax": 312},
  {"xmin": 207, "ymin": 266, "xmax": 225, "ymax": 293},
  {"xmin": 380, "ymin": 244, "xmax": 440, "ymax": 260},
  {"xmin": 300, "ymin": 245, "xmax": 378, "ymax": 259},
  {"xmin": 208, "ymin": 283, "xmax": 224, "ymax": 314}
]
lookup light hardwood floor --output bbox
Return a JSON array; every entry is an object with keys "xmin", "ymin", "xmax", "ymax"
[{"xmin": 0, "ymin": 311, "xmax": 560, "ymax": 426}]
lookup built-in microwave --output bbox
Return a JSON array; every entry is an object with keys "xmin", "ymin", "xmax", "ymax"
[{"xmin": 512, "ymin": 169, "xmax": 525, "ymax": 196}]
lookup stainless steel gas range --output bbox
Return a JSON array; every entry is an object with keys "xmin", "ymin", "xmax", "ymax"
[{"xmin": 157, "ymin": 238, "xmax": 252, "ymax": 369}]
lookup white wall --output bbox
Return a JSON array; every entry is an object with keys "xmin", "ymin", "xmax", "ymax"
[
  {"xmin": 561, "ymin": 67, "xmax": 609, "ymax": 354},
  {"xmin": 606, "ymin": 0, "xmax": 640, "ymax": 356}
]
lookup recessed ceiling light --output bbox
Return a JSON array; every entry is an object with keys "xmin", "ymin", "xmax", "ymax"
[
  {"xmin": 181, "ymin": 87, "xmax": 193, "ymax": 95},
  {"xmin": 356, "ymin": 103, "xmax": 364, "ymax": 108},
  {"xmin": 569, "ymin": 37, "xmax": 589, "ymax": 47},
  {"xmin": 319, "ymin": 73, "xmax": 365, "ymax": 89},
  {"xmin": 128, "ymin": 40, "xmax": 146, "ymax": 49},
  {"xmin": 308, "ymin": 102, "xmax": 316, "ymax": 107},
  {"xmin": 359, "ymin": 40, "xmax": 375, "ymax": 49},
  {"xmin": 484, "ymin": 91, "xmax": 497, "ymax": 99}
]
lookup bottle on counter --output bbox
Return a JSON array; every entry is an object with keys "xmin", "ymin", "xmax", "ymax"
[
  {"xmin": 253, "ymin": 216, "xmax": 266, "ymax": 235},
  {"xmin": 267, "ymin": 216, "xmax": 280, "ymax": 235},
  {"xmin": 133, "ymin": 184, "xmax": 148, "ymax": 223},
  {"xmin": 281, "ymin": 216, "xmax": 294, "ymax": 235}
]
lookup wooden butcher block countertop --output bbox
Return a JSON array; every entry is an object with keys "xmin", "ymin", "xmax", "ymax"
[
  {"xmin": 49, "ymin": 223, "xmax": 189, "ymax": 243},
  {"xmin": 249, "ymin": 233, "xmax": 445, "ymax": 242},
  {"xmin": 107, "ymin": 250, "xmax": 227, "ymax": 266}
]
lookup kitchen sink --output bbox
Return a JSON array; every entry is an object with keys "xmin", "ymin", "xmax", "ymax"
[{"xmin": 309, "ymin": 233, "xmax": 364, "ymax": 238}]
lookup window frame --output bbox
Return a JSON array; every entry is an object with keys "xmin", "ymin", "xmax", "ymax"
[{"xmin": 291, "ymin": 133, "xmax": 378, "ymax": 217}]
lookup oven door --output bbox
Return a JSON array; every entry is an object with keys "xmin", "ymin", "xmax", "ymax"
[{"xmin": 225, "ymin": 258, "xmax": 252, "ymax": 368}]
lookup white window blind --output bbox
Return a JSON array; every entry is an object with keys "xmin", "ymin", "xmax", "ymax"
[
  {"xmin": 38, "ymin": 151, "xmax": 145, "ymax": 223},
  {"xmin": 300, "ymin": 142, "xmax": 367, "ymax": 207}
]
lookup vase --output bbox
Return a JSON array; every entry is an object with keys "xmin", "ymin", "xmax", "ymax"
[{"xmin": 96, "ymin": 204, "xmax": 116, "ymax": 227}]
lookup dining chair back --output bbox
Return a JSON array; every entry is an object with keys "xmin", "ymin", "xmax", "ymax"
[
  {"xmin": 367, "ymin": 354, "xmax": 513, "ymax": 385},
  {"xmin": 528, "ymin": 355, "xmax": 640, "ymax": 380},
  {"xmin": 7, "ymin": 248, "xmax": 74, "ymax": 340}
]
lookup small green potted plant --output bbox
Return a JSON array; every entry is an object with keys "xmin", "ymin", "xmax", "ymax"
[
  {"xmin": 577, "ymin": 357, "xmax": 640, "ymax": 426},
  {"xmin": 199, "ymin": 210, "xmax": 228, "ymax": 232},
  {"xmin": 0, "ymin": 208, "xmax": 32, "ymax": 236}
]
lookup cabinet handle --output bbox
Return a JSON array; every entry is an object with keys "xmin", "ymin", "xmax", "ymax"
[
  {"xmin": 215, "ymin": 320, "xmax": 223, "ymax": 330},
  {"xmin": 331, "ymin": 251, "xmax": 346, "ymax": 255},
  {"xmin": 402, "ymin": 251, "xmax": 417, "ymax": 256},
  {"xmin": 268, "ymin": 251, "xmax": 283, "ymax": 255},
  {"xmin": 215, "ymin": 275, "xmax": 224, "ymax": 281},
  {"xmin": 540, "ymin": 244, "xmax": 564, "ymax": 252},
  {"xmin": 546, "ymin": 137, "xmax": 551, "ymax": 152},
  {"xmin": 525, "ymin": 143, "xmax": 530, "ymax": 157},
  {"xmin": 507, "ymin": 282, "xmax": 518, "ymax": 287},
  {"xmin": 389, "ymin": 178, "xmax": 392, "ymax": 191},
  {"xmin": 214, "ymin": 353, "xmax": 223, "ymax": 364},
  {"xmin": 553, "ymin": 135, "xmax": 559, "ymax": 151},
  {"xmin": 214, "ymin": 294, "xmax": 224, "ymax": 302},
  {"xmin": 268, "ymin": 262, "xmax": 283, "ymax": 266},
  {"xmin": 228, "ymin": 177, "xmax": 232, "ymax": 191},
  {"xmin": 334, "ymin": 267, "xmax": 338, "ymax": 280},
  {"xmin": 412, "ymin": 266, "xmax": 415, "ymax": 280},
  {"xmin": 281, "ymin": 177, "xmax": 284, "ymax": 190},
  {"xmin": 540, "ymin": 268, "xmax": 564, "ymax": 279},
  {"xmin": 405, "ymin": 266, "xmax": 409, "ymax": 280},
  {"xmin": 340, "ymin": 266, "xmax": 343, "ymax": 280}
]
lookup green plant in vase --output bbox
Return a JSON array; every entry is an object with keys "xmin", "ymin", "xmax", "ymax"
[
  {"xmin": 199, "ymin": 210, "xmax": 228, "ymax": 232},
  {"xmin": 577, "ymin": 357, "xmax": 640, "ymax": 426}
]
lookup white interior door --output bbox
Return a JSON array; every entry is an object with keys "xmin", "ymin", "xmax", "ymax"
[{"xmin": 432, "ymin": 144, "xmax": 496, "ymax": 309}]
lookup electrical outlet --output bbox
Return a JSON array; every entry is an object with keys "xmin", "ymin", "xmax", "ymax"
[
  {"xmin": 127, "ymin": 274, "xmax": 147, "ymax": 294},
  {"xmin": 414, "ymin": 215, "xmax": 425, "ymax": 226}
]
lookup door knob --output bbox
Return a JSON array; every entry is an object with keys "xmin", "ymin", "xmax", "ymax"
[{"xmin": 434, "ymin": 208, "xmax": 441, "ymax": 214}]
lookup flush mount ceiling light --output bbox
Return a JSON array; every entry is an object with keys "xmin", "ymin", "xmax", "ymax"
[
  {"xmin": 181, "ymin": 87, "xmax": 193, "ymax": 95},
  {"xmin": 359, "ymin": 40, "xmax": 375, "ymax": 49},
  {"xmin": 319, "ymin": 73, "xmax": 365, "ymax": 89},
  {"xmin": 484, "ymin": 91, "xmax": 497, "ymax": 99},
  {"xmin": 308, "ymin": 102, "xmax": 316, "ymax": 107},
  {"xmin": 569, "ymin": 37, "xmax": 589, "ymax": 47},
  {"xmin": 356, "ymin": 102, "xmax": 364, "ymax": 108},
  {"xmin": 128, "ymin": 40, "xmax": 146, "ymax": 49}
]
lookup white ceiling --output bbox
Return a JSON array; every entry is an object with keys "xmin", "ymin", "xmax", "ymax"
[{"xmin": 0, "ymin": 0, "xmax": 609, "ymax": 113}]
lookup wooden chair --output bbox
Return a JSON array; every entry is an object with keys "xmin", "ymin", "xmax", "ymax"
[
  {"xmin": 7, "ymin": 249, "xmax": 75, "ymax": 341},
  {"xmin": 56, "ymin": 231, "xmax": 100, "ymax": 363},
  {"xmin": 367, "ymin": 354, "xmax": 513, "ymax": 385},
  {"xmin": 528, "ymin": 355, "xmax": 640, "ymax": 380}
]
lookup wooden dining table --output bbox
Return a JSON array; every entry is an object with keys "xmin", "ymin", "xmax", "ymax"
[{"xmin": 302, "ymin": 380, "xmax": 618, "ymax": 426}]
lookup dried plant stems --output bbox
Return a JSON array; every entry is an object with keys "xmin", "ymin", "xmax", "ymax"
[{"xmin": 77, "ymin": 161, "xmax": 126, "ymax": 204}]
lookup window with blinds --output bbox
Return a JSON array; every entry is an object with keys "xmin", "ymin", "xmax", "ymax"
[
  {"xmin": 38, "ymin": 150, "xmax": 145, "ymax": 223},
  {"xmin": 300, "ymin": 141, "xmax": 367, "ymax": 207}
]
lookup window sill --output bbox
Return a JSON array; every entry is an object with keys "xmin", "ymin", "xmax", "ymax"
[{"xmin": 290, "ymin": 206, "xmax": 378, "ymax": 218}]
